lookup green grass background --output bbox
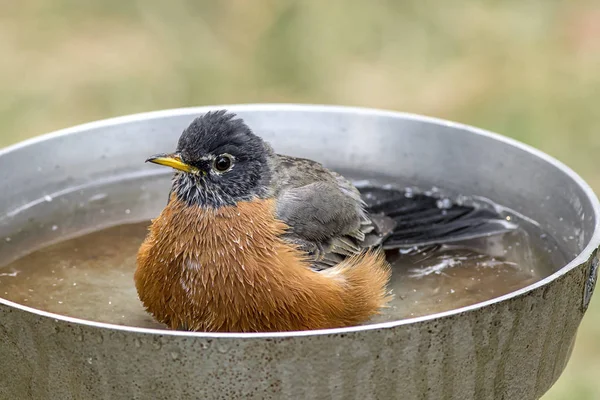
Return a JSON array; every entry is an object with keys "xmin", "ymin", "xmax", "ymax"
[{"xmin": 1, "ymin": 1, "xmax": 598, "ymax": 397}]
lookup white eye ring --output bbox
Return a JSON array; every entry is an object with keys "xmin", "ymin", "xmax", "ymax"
[{"xmin": 212, "ymin": 153, "xmax": 234, "ymax": 173}]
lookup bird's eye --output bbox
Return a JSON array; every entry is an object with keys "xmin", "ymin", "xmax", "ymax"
[{"xmin": 213, "ymin": 154, "xmax": 233, "ymax": 172}]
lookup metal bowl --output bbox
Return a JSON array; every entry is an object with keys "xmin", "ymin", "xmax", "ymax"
[{"xmin": 0, "ymin": 104, "xmax": 598, "ymax": 400}]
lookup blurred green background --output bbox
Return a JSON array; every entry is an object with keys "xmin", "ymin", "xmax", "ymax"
[{"xmin": 1, "ymin": 1, "xmax": 598, "ymax": 398}]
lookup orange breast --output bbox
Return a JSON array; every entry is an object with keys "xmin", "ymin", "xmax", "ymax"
[{"xmin": 134, "ymin": 197, "xmax": 392, "ymax": 332}]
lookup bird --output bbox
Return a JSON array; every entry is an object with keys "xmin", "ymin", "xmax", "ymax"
[{"xmin": 134, "ymin": 110, "xmax": 515, "ymax": 333}]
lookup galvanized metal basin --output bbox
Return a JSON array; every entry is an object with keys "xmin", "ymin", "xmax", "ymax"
[{"xmin": 0, "ymin": 104, "xmax": 598, "ymax": 400}]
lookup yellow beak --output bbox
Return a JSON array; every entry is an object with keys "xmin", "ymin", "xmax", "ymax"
[{"xmin": 146, "ymin": 153, "xmax": 199, "ymax": 174}]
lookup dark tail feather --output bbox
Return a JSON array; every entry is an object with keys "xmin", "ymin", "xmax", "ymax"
[{"xmin": 358, "ymin": 186, "xmax": 517, "ymax": 249}]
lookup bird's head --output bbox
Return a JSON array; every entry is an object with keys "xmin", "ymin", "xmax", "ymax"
[{"xmin": 146, "ymin": 110, "xmax": 273, "ymax": 208}]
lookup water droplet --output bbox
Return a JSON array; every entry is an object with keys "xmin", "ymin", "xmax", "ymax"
[
  {"xmin": 44, "ymin": 195, "xmax": 53, "ymax": 202},
  {"xmin": 170, "ymin": 351, "xmax": 180, "ymax": 360},
  {"xmin": 436, "ymin": 198, "xmax": 452, "ymax": 209}
]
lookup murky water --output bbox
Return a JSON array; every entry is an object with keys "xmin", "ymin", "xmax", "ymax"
[
  {"xmin": 373, "ymin": 230, "xmax": 559, "ymax": 322},
  {"xmin": 0, "ymin": 222, "xmax": 162, "ymax": 329},
  {"xmin": 0, "ymin": 174, "xmax": 569, "ymax": 330}
]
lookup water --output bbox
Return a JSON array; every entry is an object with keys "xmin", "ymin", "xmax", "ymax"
[
  {"xmin": 374, "ymin": 234, "xmax": 552, "ymax": 322},
  {"xmin": 0, "ymin": 175, "xmax": 569, "ymax": 330},
  {"xmin": 0, "ymin": 222, "xmax": 162, "ymax": 329}
]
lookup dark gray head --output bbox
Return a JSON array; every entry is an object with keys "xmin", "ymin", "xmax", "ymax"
[{"xmin": 146, "ymin": 110, "xmax": 273, "ymax": 208}]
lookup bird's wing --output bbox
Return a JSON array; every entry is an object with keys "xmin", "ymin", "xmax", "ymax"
[
  {"xmin": 275, "ymin": 181, "xmax": 376, "ymax": 271},
  {"xmin": 357, "ymin": 186, "xmax": 517, "ymax": 249}
]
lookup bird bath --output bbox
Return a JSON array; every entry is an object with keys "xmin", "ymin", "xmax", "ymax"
[{"xmin": 0, "ymin": 104, "xmax": 599, "ymax": 399}]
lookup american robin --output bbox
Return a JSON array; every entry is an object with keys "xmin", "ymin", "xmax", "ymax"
[{"xmin": 134, "ymin": 110, "xmax": 514, "ymax": 333}]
